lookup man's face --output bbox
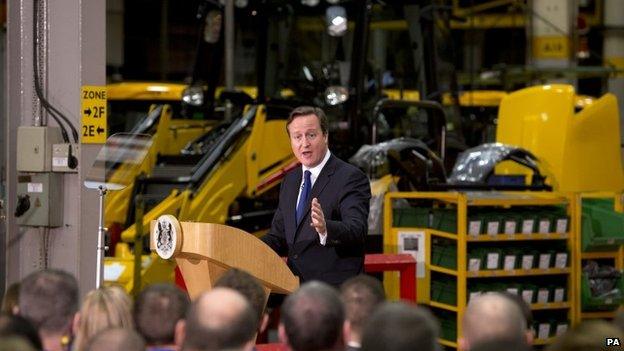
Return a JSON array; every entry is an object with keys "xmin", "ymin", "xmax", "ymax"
[{"xmin": 287, "ymin": 114, "xmax": 328, "ymax": 168}]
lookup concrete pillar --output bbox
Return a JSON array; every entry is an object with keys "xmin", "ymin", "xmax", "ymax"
[
  {"xmin": 106, "ymin": 0, "xmax": 124, "ymax": 80},
  {"xmin": 0, "ymin": 24, "xmax": 6, "ymax": 295},
  {"xmin": 529, "ymin": 0, "xmax": 575, "ymax": 82},
  {"xmin": 6, "ymin": 0, "xmax": 105, "ymax": 296},
  {"xmin": 604, "ymin": 0, "xmax": 624, "ymax": 144}
]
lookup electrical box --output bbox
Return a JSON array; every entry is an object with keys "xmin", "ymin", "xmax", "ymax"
[
  {"xmin": 52, "ymin": 143, "xmax": 79, "ymax": 173},
  {"xmin": 16, "ymin": 126, "xmax": 63, "ymax": 172},
  {"xmin": 16, "ymin": 173, "xmax": 64, "ymax": 227}
]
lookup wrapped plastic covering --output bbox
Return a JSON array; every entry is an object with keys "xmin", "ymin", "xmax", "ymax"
[
  {"xmin": 583, "ymin": 261, "xmax": 622, "ymax": 299},
  {"xmin": 448, "ymin": 143, "xmax": 539, "ymax": 184},
  {"xmin": 349, "ymin": 137, "xmax": 430, "ymax": 179}
]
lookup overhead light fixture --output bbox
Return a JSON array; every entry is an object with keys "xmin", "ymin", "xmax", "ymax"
[
  {"xmin": 234, "ymin": 0, "xmax": 248, "ymax": 8},
  {"xmin": 326, "ymin": 0, "xmax": 340, "ymax": 4},
  {"xmin": 326, "ymin": 5, "xmax": 347, "ymax": 37},
  {"xmin": 301, "ymin": 0, "xmax": 320, "ymax": 6}
]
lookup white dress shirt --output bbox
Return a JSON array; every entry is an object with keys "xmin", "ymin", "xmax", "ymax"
[{"xmin": 296, "ymin": 149, "xmax": 331, "ymax": 245}]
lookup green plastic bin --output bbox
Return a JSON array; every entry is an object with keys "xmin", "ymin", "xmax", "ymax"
[
  {"xmin": 431, "ymin": 279, "xmax": 457, "ymax": 305},
  {"xmin": 431, "ymin": 239, "xmax": 457, "ymax": 270},
  {"xmin": 581, "ymin": 272, "xmax": 624, "ymax": 311},
  {"xmin": 581, "ymin": 202, "xmax": 624, "ymax": 251}
]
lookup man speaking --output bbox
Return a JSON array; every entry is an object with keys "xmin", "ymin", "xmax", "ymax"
[{"xmin": 262, "ymin": 106, "xmax": 371, "ymax": 287}]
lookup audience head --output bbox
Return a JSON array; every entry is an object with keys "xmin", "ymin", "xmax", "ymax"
[
  {"xmin": 1, "ymin": 283, "xmax": 20, "ymax": 315},
  {"xmin": 134, "ymin": 283, "xmax": 189, "ymax": 347},
  {"xmin": 73, "ymin": 285, "xmax": 133, "ymax": 351},
  {"xmin": 215, "ymin": 268, "xmax": 268, "ymax": 332},
  {"xmin": 86, "ymin": 328, "xmax": 145, "ymax": 351},
  {"xmin": 361, "ymin": 301, "xmax": 439, "ymax": 351},
  {"xmin": 182, "ymin": 287, "xmax": 258, "ymax": 351},
  {"xmin": 500, "ymin": 292, "xmax": 535, "ymax": 345},
  {"xmin": 280, "ymin": 281, "xmax": 345, "ymax": 351},
  {"xmin": 460, "ymin": 292, "xmax": 527, "ymax": 351},
  {"xmin": 547, "ymin": 320, "xmax": 624, "ymax": 351},
  {"xmin": 0, "ymin": 313, "xmax": 42, "ymax": 350},
  {"xmin": 614, "ymin": 309, "xmax": 624, "ymax": 334},
  {"xmin": 0, "ymin": 336, "xmax": 37, "ymax": 351},
  {"xmin": 340, "ymin": 274, "xmax": 385, "ymax": 345},
  {"xmin": 470, "ymin": 337, "xmax": 532, "ymax": 351},
  {"xmin": 18, "ymin": 269, "xmax": 78, "ymax": 336}
]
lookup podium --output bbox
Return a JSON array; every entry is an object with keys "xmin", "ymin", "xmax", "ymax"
[{"xmin": 150, "ymin": 215, "xmax": 299, "ymax": 299}]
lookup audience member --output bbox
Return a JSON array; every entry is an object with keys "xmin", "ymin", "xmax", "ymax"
[
  {"xmin": 614, "ymin": 309, "xmax": 624, "ymax": 334},
  {"xmin": 340, "ymin": 275, "xmax": 385, "ymax": 351},
  {"xmin": 0, "ymin": 313, "xmax": 42, "ymax": 349},
  {"xmin": 215, "ymin": 268, "xmax": 269, "ymax": 335},
  {"xmin": 470, "ymin": 337, "xmax": 532, "ymax": 351},
  {"xmin": 73, "ymin": 286, "xmax": 133, "ymax": 351},
  {"xmin": 134, "ymin": 283, "xmax": 190, "ymax": 351},
  {"xmin": 18, "ymin": 269, "xmax": 78, "ymax": 351},
  {"xmin": 460, "ymin": 292, "xmax": 527, "ymax": 351},
  {"xmin": 500, "ymin": 291, "xmax": 535, "ymax": 345},
  {"xmin": 547, "ymin": 320, "xmax": 624, "ymax": 351},
  {"xmin": 179, "ymin": 287, "xmax": 258, "ymax": 351},
  {"xmin": 86, "ymin": 328, "xmax": 145, "ymax": 351},
  {"xmin": 0, "ymin": 336, "xmax": 37, "ymax": 351},
  {"xmin": 1, "ymin": 283, "xmax": 20, "ymax": 315},
  {"xmin": 361, "ymin": 302, "xmax": 438, "ymax": 351},
  {"xmin": 279, "ymin": 281, "xmax": 345, "ymax": 351}
]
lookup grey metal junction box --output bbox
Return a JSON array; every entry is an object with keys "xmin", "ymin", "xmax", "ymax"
[{"xmin": 16, "ymin": 173, "xmax": 64, "ymax": 227}]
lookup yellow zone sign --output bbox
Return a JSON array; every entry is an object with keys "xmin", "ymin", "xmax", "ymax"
[
  {"xmin": 533, "ymin": 36, "xmax": 570, "ymax": 60},
  {"xmin": 81, "ymin": 85, "xmax": 107, "ymax": 144}
]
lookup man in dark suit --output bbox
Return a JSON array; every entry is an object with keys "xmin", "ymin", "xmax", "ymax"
[{"xmin": 262, "ymin": 106, "xmax": 371, "ymax": 287}]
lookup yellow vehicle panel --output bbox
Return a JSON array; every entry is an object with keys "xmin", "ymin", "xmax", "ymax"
[
  {"xmin": 104, "ymin": 243, "xmax": 176, "ymax": 293},
  {"xmin": 383, "ymin": 89, "xmax": 420, "ymax": 101},
  {"xmin": 496, "ymin": 84, "xmax": 623, "ymax": 192},
  {"xmin": 107, "ymin": 82, "xmax": 262, "ymax": 101}
]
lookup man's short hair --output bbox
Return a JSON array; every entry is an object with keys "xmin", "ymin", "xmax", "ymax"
[
  {"xmin": 340, "ymin": 274, "xmax": 385, "ymax": 333},
  {"xmin": 470, "ymin": 337, "xmax": 532, "ymax": 351},
  {"xmin": 462, "ymin": 292, "xmax": 526, "ymax": 347},
  {"xmin": 214, "ymin": 269, "xmax": 267, "ymax": 324},
  {"xmin": 281, "ymin": 281, "xmax": 344, "ymax": 351},
  {"xmin": 286, "ymin": 106, "xmax": 328, "ymax": 135},
  {"xmin": 86, "ymin": 328, "xmax": 146, "ymax": 351},
  {"xmin": 183, "ymin": 288, "xmax": 258, "ymax": 351},
  {"xmin": 361, "ymin": 302, "xmax": 439, "ymax": 351},
  {"xmin": 548, "ymin": 320, "xmax": 624, "ymax": 351},
  {"xmin": 18, "ymin": 270, "xmax": 78, "ymax": 333},
  {"xmin": 134, "ymin": 283, "xmax": 190, "ymax": 346}
]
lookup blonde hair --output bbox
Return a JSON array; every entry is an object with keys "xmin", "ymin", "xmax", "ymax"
[{"xmin": 73, "ymin": 286, "xmax": 133, "ymax": 351}]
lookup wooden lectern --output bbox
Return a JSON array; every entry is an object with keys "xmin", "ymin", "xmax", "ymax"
[{"xmin": 150, "ymin": 215, "xmax": 299, "ymax": 299}]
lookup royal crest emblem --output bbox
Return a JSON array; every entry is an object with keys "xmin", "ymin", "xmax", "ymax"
[{"xmin": 153, "ymin": 215, "xmax": 181, "ymax": 259}]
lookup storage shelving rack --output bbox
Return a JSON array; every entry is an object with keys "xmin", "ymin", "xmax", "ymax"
[{"xmin": 383, "ymin": 191, "xmax": 578, "ymax": 349}]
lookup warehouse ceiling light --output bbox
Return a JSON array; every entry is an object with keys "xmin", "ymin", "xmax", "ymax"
[
  {"xmin": 301, "ymin": 0, "xmax": 320, "ymax": 6},
  {"xmin": 326, "ymin": 5, "xmax": 347, "ymax": 37}
]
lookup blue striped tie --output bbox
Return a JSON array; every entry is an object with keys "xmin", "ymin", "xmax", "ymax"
[{"xmin": 296, "ymin": 170, "xmax": 312, "ymax": 224}]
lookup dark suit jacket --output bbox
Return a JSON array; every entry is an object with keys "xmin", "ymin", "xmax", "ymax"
[{"xmin": 262, "ymin": 154, "xmax": 371, "ymax": 287}]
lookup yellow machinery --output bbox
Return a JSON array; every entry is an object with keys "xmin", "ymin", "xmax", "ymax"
[
  {"xmin": 495, "ymin": 84, "xmax": 624, "ymax": 193},
  {"xmin": 104, "ymin": 104, "xmax": 176, "ymax": 230},
  {"xmin": 108, "ymin": 82, "xmax": 214, "ymax": 154},
  {"xmin": 107, "ymin": 82, "xmax": 264, "ymax": 154},
  {"xmin": 104, "ymin": 104, "xmax": 297, "ymax": 292}
]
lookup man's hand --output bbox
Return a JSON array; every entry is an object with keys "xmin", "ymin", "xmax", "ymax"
[{"xmin": 310, "ymin": 198, "xmax": 327, "ymax": 235}]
